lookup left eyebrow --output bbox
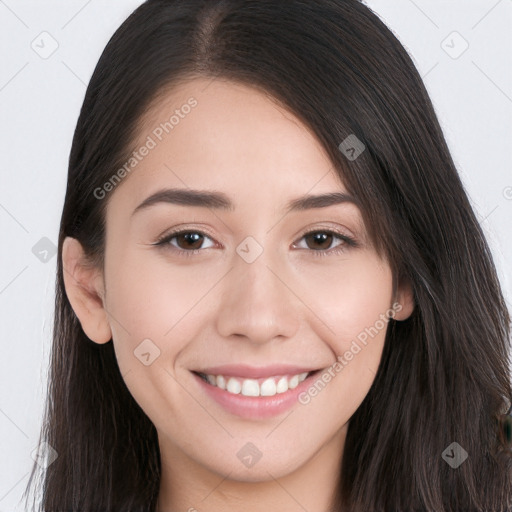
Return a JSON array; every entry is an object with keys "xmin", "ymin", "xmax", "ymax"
[{"xmin": 131, "ymin": 188, "xmax": 360, "ymax": 218}]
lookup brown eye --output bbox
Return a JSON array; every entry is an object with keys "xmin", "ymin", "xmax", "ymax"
[
  {"xmin": 155, "ymin": 230, "xmax": 215, "ymax": 252},
  {"xmin": 293, "ymin": 229, "xmax": 357, "ymax": 258},
  {"xmin": 173, "ymin": 232, "xmax": 205, "ymax": 250},
  {"xmin": 303, "ymin": 231, "xmax": 335, "ymax": 251}
]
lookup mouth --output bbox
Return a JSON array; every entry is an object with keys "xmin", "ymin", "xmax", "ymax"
[
  {"xmin": 190, "ymin": 365, "xmax": 324, "ymax": 419},
  {"xmin": 193, "ymin": 369, "xmax": 320, "ymax": 397}
]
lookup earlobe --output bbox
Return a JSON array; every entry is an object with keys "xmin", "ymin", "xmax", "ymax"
[
  {"xmin": 393, "ymin": 280, "xmax": 415, "ymax": 321},
  {"xmin": 62, "ymin": 237, "xmax": 112, "ymax": 344}
]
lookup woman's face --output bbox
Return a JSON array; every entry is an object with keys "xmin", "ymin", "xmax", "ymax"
[{"xmin": 67, "ymin": 78, "xmax": 412, "ymax": 482}]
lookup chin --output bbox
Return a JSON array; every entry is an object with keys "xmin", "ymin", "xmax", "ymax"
[{"xmin": 197, "ymin": 445, "xmax": 309, "ymax": 483}]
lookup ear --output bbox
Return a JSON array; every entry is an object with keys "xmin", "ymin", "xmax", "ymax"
[
  {"xmin": 392, "ymin": 277, "xmax": 415, "ymax": 321},
  {"xmin": 62, "ymin": 237, "xmax": 112, "ymax": 344}
]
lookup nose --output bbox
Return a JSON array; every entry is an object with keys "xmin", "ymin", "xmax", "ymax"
[{"xmin": 215, "ymin": 248, "xmax": 300, "ymax": 344}]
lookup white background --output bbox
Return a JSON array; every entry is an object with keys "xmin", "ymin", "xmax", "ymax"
[{"xmin": 0, "ymin": 1, "xmax": 511, "ymax": 509}]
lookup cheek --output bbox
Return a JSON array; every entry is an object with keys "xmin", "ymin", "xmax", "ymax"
[
  {"xmin": 326, "ymin": 260, "xmax": 392, "ymax": 393},
  {"xmin": 298, "ymin": 255, "xmax": 393, "ymax": 404},
  {"xmin": 299, "ymin": 254, "xmax": 394, "ymax": 344},
  {"xmin": 105, "ymin": 248, "xmax": 219, "ymax": 344},
  {"xmin": 103, "ymin": 250, "xmax": 214, "ymax": 422}
]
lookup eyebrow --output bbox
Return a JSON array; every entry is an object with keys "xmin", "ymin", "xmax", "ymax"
[{"xmin": 131, "ymin": 188, "xmax": 360, "ymax": 217}]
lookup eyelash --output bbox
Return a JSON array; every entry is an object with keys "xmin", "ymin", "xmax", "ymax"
[{"xmin": 153, "ymin": 227, "xmax": 358, "ymax": 259}]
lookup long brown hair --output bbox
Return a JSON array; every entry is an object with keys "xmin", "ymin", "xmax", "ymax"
[{"xmin": 24, "ymin": 0, "xmax": 512, "ymax": 510}]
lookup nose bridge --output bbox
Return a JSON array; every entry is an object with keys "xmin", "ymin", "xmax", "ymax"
[{"xmin": 215, "ymin": 240, "xmax": 299, "ymax": 343}]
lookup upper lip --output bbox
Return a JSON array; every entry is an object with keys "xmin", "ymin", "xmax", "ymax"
[{"xmin": 193, "ymin": 364, "xmax": 320, "ymax": 379}]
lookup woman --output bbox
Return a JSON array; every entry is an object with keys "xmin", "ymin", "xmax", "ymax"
[{"xmin": 25, "ymin": 0, "xmax": 512, "ymax": 510}]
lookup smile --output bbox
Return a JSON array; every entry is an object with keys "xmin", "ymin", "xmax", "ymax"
[
  {"xmin": 197, "ymin": 371, "xmax": 310, "ymax": 397},
  {"xmin": 191, "ymin": 364, "xmax": 323, "ymax": 419}
]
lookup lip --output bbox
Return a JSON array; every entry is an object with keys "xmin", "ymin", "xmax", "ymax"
[
  {"xmin": 191, "ymin": 368, "xmax": 322, "ymax": 420},
  {"xmin": 192, "ymin": 364, "xmax": 318, "ymax": 379}
]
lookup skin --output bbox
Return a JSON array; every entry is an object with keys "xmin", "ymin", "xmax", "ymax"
[{"xmin": 62, "ymin": 78, "xmax": 414, "ymax": 512}]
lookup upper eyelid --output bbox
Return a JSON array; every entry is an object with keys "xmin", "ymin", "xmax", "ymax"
[{"xmin": 157, "ymin": 219, "xmax": 356, "ymax": 238}]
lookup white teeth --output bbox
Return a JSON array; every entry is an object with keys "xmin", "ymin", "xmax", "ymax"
[
  {"xmin": 241, "ymin": 379, "xmax": 260, "ymax": 397},
  {"xmin": 226, "ymin": 377, "xmax": 241, "ymax": 394},
  {"xmin": 288, "ymin": 375, "xmax": 299, "ymax": 389},
  {"xmin": 260, "ymin": 378, "xmax": 277, "ymax": 396},
  {"xmin": 201, "ymin": 371, "xmax": 310, "ymax": 397},
  {"xmin": 276, "ymin": 376, "xmax": 288, "ymax": 393},
  {"xmin": 216, "ymin": 375, "xmax": 226, "ymax": 390}
]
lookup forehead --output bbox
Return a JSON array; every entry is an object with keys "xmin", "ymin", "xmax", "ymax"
[{"xmin": 108, "ymin": 77, "xmax": 348, "ymax": 213}]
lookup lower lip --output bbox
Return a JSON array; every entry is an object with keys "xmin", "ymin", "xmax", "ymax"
[{"xmin": 192, "ymin": 371, "xmax": 320, "ymax": 420}]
